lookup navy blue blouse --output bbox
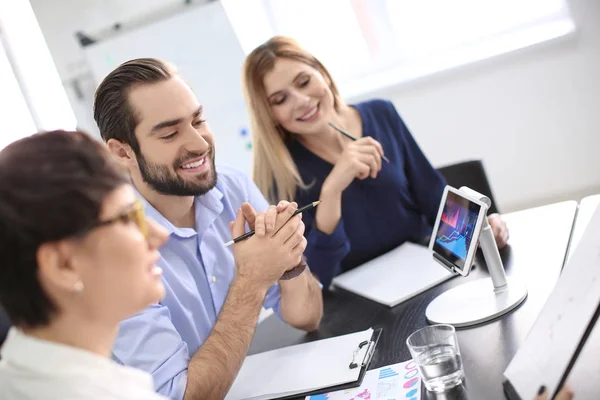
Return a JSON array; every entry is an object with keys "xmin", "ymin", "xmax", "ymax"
[{"xmin": 290, "ymin": 99, "xmax": 446, "ymax": 288}]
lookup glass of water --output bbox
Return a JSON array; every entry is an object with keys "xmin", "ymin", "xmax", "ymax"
[{"xmin": 406, "ymin": 324, "xmax": 464, "ymax": 392}]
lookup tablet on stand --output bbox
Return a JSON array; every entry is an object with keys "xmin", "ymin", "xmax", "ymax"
[{"xmin": 425, "ymin": 186, "xmax": 528, "ymax": 328}]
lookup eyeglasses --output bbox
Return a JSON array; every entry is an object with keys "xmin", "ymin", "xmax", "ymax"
[{"xmin": 86, "ymin": 199, "xmax": 148, "ymax": 238}]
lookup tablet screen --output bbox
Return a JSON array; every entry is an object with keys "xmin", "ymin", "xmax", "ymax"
[{"xmin": 432, "ymin": 190, "xmax": 483, "ymax": 271}]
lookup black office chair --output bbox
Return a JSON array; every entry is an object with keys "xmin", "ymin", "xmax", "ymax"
[
  {"xmin": 436, "ymin": 159, "xmax": 500, "ymax": 215},
  {"xmin": 0, "ymin": 307, "xmax": 10, "ymax": 348}
]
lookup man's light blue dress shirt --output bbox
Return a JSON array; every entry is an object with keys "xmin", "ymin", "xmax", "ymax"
[{"xmin": 111, "ymin": 166, "xmax": 282, "ymax": 399}]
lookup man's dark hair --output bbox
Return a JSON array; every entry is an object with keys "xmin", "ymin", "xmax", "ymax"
[
  {"xmin": 93, "ymin": 58, "xmax": 174, "ymax": 153},
  {"xmin": 0, "ymin": 130, "xmax": 129, "ymax": 328}
]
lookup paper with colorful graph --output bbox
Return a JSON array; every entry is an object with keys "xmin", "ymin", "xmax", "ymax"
[{"xmin": 306, "ymin": 359, "xmax": 421, "ymax": 400}]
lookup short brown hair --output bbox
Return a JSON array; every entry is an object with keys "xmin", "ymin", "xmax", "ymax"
[
  {"xmin": 0, "ymin": 130, "xmax": 129, "ymax": 328},
  {"xmin": 93, "ymin": 58, "xmax": 175, "ymax": 152}
]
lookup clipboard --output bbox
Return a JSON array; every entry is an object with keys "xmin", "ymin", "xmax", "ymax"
[
  {"xmin": 277, "ymin": 328, "xmax": 382, "ymax": 400},
  {"xmin": 225, "ymin": 328, "xmax": 382, "ymax": 400}
]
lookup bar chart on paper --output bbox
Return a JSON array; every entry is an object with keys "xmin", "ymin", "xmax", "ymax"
[{"xmin": 307, "ymin": 360, "xmax": 421, "ymax": 400}]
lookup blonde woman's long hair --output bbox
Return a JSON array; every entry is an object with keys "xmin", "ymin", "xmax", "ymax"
[{"xmin": 242, "ymin": 36, "xmax": 344, "ymax": 203}]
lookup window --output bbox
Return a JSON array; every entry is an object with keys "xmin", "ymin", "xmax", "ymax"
[
  {"xmin": 0, "ymin": 0, "xmax": 76, "ymax": 148},
  {"xmin": 222, "ymin": 0, "xmax": 575, "ymax": 98},
  {"xmin": 0, "ymin": 39, "xmax": 36, "ymax": 150}
]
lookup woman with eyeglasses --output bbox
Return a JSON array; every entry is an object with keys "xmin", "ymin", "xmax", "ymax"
[{"xmin": 0, "ymin": 130, "xmax": 169, "ymax": 399}]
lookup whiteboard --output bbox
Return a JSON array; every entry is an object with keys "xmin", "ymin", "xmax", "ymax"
[{"xmin": 82, "ymin": 1, "xmax": 252, "ymax": 172}]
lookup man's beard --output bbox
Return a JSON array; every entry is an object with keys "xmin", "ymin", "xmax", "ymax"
[{"xmin": 136, "ymin": 148, "xmax": 217, "ymax": 196}]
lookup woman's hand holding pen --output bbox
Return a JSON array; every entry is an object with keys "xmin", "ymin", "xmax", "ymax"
[
  {"xmin": 325, "ymin": 137, "xmax": 384, "ymax": 194},
  {"xmin": 229, "ymin": 202, "xmax": 307, "ymax": 291},
  {"xmin": 315, "ymin": 137, "xmax": 384, "ymax": 235}
]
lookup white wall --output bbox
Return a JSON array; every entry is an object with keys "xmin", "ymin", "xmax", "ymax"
[
  {"xmin": 30, "ymin": 0, "xmax": 599, "ymax": 211},
  {"xmin": 350, "ymin": 0, "xmax": 600, "ymax": 211}
]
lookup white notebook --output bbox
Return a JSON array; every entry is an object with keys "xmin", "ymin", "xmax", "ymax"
[
  {"xmin": 225, "ymin": 328, "xmax": 376, "ymax": 400},
  {"xmin": 332, "ymin": 242, "xmax": 455, "ymax": 307}
]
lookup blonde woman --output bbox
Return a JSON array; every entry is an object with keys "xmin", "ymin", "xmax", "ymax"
[
  {"xmin": 242, "ymin": 36, "xmax": 509, "ymax": 288},
  {"xmin": 0, "ymin": 130, "xmax": 168, "ymax": 399}
]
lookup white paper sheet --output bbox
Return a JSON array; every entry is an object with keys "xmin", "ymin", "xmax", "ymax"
[
  {"xmin": 332, "ymin": 242, "xmax": 454, "ymax": 307},
  {"xmin": 306, "ymin": 359, "xmax": 421, "ymax": 400}
]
